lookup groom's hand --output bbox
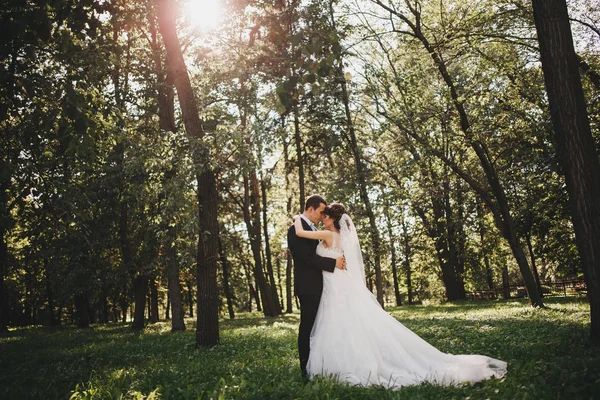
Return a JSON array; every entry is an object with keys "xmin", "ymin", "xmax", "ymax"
[{"xmin": 335, "ymin": 257, "xmax": 346, "ymax": 270}]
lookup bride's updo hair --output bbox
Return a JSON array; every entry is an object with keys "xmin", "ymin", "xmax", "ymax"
[{"xmin": 324, "ymin": 203, "xmax": 346, "ymax": 230}]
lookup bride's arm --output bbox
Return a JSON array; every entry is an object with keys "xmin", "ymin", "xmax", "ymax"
[{"xmin": 293, "ymin": 216, "xmax": 332, "ymax": 243}]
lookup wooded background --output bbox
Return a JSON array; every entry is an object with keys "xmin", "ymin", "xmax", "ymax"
[{"xmin": 1, "ymin": 0, "xmax": 599, "ymax": 346}]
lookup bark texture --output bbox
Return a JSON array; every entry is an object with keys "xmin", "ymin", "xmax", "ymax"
[{"xmin": 532, "ymin": 0, "xmax": 600, "ymax": 341}]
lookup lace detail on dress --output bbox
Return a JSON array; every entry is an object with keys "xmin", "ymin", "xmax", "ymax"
[{"xmin": 316, "ymin": 232, "xmax": 343, "ymax": 259}]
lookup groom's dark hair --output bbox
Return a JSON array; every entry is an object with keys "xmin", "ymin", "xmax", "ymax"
[{"xmin": 305, "ymin": 194, "xmax": 327, "ymax": 211}]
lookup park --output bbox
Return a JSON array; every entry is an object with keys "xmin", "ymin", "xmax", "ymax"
[{"xmin": 1, "ymin": 0, "xmax": 600, "ymax": 398}]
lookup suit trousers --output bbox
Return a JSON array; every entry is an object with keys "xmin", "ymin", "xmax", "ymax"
[{"xmin": 298, "ymin": 293, "xmax": 322, "ymax": 377}]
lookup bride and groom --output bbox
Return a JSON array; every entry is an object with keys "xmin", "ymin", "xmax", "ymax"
[{"xmin": 287, "ymin": 194, "xmax": 507, "ymax": 388}]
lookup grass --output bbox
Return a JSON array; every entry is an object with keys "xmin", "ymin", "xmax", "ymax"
[{"xmin": 1, "ymin": 297, "xmax": 599, "ymax": 399}]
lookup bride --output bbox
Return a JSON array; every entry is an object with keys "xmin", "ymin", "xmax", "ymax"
[{"xmin": 292, "ymin": 203, "xmax": 507, "ymax": 388}]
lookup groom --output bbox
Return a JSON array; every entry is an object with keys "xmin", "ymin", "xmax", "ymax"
[{"xmin": 287, "ymin": 194, "xmax": 345, "ymax": 380}]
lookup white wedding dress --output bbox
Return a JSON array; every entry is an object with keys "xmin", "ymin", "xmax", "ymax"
[{"xmin": 306, "ymin": 215, "xmax": 507, "ymax": 388}]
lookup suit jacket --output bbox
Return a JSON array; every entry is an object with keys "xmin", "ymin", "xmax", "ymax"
[{"xmin": 287, "ymin": 218, "xmax": 336, "ymax": 296}]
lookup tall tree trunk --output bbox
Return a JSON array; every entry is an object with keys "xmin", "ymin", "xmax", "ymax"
[
  {"xmin": 121, "ymin": 283, "xmax": 129, "ymax": 323},
  {"xmin": 111, "ymin": 5, "xmax": 136, "ymax": 328},
  {"xmin": 101, "ymin": 293, "xmax": 109, "ymax": 323},
  {"xmin": 454, "ymin": 184, "xmax": 467, "ymax": 299},
  {"xmin": 167, "ymin": 226, "xmax": 185, "ymax": 331},
  {"xmin": 252, "ymin": 277, "xmax": 262, "ymax": 312},
  {"xmin": 261, "ymin": 176, "xmax": 282, "ymax": 314},
  {"xmin": 477, "ymin": 204, "xmax": 496, "ymax": 292},
  {"xmin": 525, "ymin": 230, "xmax": 544, "ymax": 298},
  {"xmin": 286, "ymin": 251, "xmax": 293, "ymax": 313},
  {"xmin": 0, "ymin": 187, "xmax": 8, "ymax": 332},
  {"xmin": 74, "ymin": 293, "xmax": 89, "ymax": 328},
  {"xmin": 132, "ymin": 275, "xmax": 147, "ymax": 330},
  {"xmin": 148, "ymin": 3, "xmax": 184, "ymax": 332},
  {"xmin": 276, "ymin": 258, "xmax": 284, "ymax": 310},
  {"xmin": 156, "ymin": 0, "xmax": 220, "ymax": 347},
  {"xmin": 218, "ymin": 237, "xmax": 235, "ymax": 320},
  {"xmin": 532, "ymin": 0, "xmax": 600, "ymax": 341},
  {"xmin": 186, "ymin": 280, "xmax": 194, "ymax": 318},
  {"xmin": 293, "ymin": 108, "xmax": 305, "ymax": 210},
  {"xmin": 442, "ymin": 179, "xmax": 464, "ymax": 300},
  {"xmin": 165, "ymin": 289, "xmax": 170, "ymax": 320},
  {"xmin": 502, "ymin": 266, "xmax": 510, "ymax": 299},
  {"xmin": 384, "ymin": 204, "xmax": 402, "ymax": 306},
  {"xmin": 242, "ymin": 173, "xmax": 279, "ymax": 317},
  {"xmin": 283, "ymin": 139, "xmax": 294, "ymax": 313},
  {"xmin": 195, "ymin": 169, "xmax": 220, "ymax": 345},
  {"xmin": 147, "ymin": 285, "xmax": 152, "ymax": 320},
  {"xmin": 401, "ymin": 215, "xmax": 414, "ymax": 305},
  {"xmin": 150, "ymin": 278, "xmax": 159, "ymax": 323}
]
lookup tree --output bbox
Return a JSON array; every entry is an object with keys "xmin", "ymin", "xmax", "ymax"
[
  {"xmin": 155, "ymin": 0, "xmax": 220, "ymax": 347},
  {"xmin": 368, "ymin": 0, "xmax": 544, "ymax": 306},
  {"xmin": 532, "ymin": 0, "xmax": 600, "ymax": 341}
]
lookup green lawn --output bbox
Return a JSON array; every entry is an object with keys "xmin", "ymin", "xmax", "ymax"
[{"xmin": 1, "ymin": 297, "xmax": 599, "ymax": 399}]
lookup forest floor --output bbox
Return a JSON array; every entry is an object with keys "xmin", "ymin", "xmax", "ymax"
[{"xmin": 1, "ymin": 297, "xmax": 599, "ymax": 399}]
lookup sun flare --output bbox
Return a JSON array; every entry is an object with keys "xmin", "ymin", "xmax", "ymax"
[{"xmin": 184, "ymin": 0, "xmax": 222, "ymax": 30}]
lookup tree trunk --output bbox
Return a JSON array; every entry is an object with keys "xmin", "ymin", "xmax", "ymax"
[
  {"xmin": 283, "ymin": 140, "xmax": 294, "ymax": 313},
  {"xmin": 218, "ymin": 237, "xmax": 235, "ymax": 320},
  {"xmin": 132, "ymin": 275, "xmax": 147, "ymax": 330},
  {"xmin": 156, "ymin": 0, "xmax": 220, "ymax": 347},
  {"xmin": 242, "ymin": 173, "xmax": 279, "ymax": 317},
  {"xmin": 502, "ymin": 266, "xmax": 510, "ymax": 299},
  {"xmin": 252, "ymin": 279, "xmax": 262, "ymax": 312},
  {"xmin": 477, "ymin": 203, "xmax": 496, "ymax": 292},
  {"xmin": 101, "ymin": 293, "xmax": 109, "ymax": 323},
  {"xmin": 454, "ymin": 185, "xmax": 467, "ymax": 299},
  {"xmin": 74, "ymin": 293, "xmax": 89, "ymax": 328},
  {"xmin": 276, "ymin": 258, "xmax": 284, "ymax": 310},
  {"xmin": 0, "ymin": 216, "xmax": 8, "ymax": 332},
  {"xmin": 112, "ymin": 9, "xmax": 136, "ymax": 327},
  {"xmin": 148, "ymin": 5, "xmax": 184, "ymax": 332},
  {"xmin": 261, "ymin": 177, "xmax": 282, "ymax": 314},
  {"xmin": 384, "ymin": 205, "xmax": 402, "ymax": 306},
  {"xmin": 532, "ymin": 0, "xmax": 600, "ymax": 341},
  {"xmin": 186, "ymin": 280, "xmax": 194, "ymax": 318},
  {"xmin": 150, "ymin": 278, "xmax": 159, "ymax": 323},
  {"xmin": 402, "ymin": 216, "xmax": 414, "ymax": 305},
  {"xmin": 165, "ymin": 290, "xmax": 170, "ymax": 320},
  {"xmin": 120, "ymin": 283, "xmax": 129, "ymax": 323},
  {"xmin": 146, "ymin": 290, "xmax": 151, "ymax": 321},
  {"xmin": 167, "ymin": 227, "xmax": 185, "ymax": 331},
  {"xmin": 293, "ymin": 107, "xmax": 305, "ymax": 211},
  {"xmin": 525, "ymin": 231, "xmax": 544, "ymax": 297},
  {"xmin": 195, "ymin": 169, "xmax": 220, "ymax": 346},
  {"xmin": 286, "ymin": 251, "xmax": 293, "ymax": 313}
]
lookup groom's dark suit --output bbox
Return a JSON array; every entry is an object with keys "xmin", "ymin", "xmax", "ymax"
[{"xmin": 287, "ymin": 218, "xmax": 336, "ymax": 378}]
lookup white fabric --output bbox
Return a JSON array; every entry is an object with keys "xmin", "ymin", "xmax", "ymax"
[
  {"xmin": 338, "ymin": 214, "xmax": 366, "ymax": 286},
  {"xmin": 306, "ymin": 228, "xmax": 507, "ymax": 388}
]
